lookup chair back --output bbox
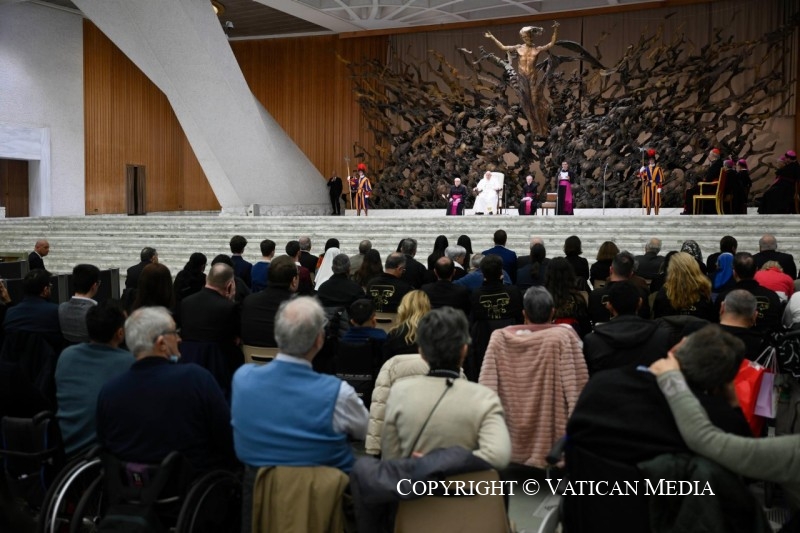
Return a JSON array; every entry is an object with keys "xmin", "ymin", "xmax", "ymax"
[
  {"xmin": 251, "ymin": 465, "xmax": 348, "ymax": 533},
  {"xmin": 394, "ymin": 469, "xmax": 509, "ymax": 533},
  {"xmin": 541, "ymin": 192, "xmax": 557, "ymax": 214},
  {"xmin": 374, "ymin": 312, "xmax": 398, "ymax": 333},
  {"xmin": 335, "ymin": 340, "xmax": 380, "ymax": 407},
  {"xmin": 715, "ymin": 168, "xmax": 730, "ymax": 214},
  {"xmin": 242, "ymin": 345, "xmax": 279, "ymax": 365}
]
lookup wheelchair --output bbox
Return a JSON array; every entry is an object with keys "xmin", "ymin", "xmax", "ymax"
[{"xmin": 37, "ymin": 447, "xmax": 241, "ymax": 533}]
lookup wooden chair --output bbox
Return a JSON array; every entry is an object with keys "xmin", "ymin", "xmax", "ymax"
[
  {"xmin": 394, "ymin": 470, "xmax": 510, "ymax": 533},
  {"xmin": 693, "ymin": 169, "xmax": 733, "ymax": 215},
  {"xmin": 242, "ymin": 344, "xmax": 279, "ymax": 365},
  {"xmin": 540, "ymin": 192, "xmax": 557, "ymax": 215},
  {"xmin": 374, "ymin": 312, "xmax": 398, "ymax": 333}
]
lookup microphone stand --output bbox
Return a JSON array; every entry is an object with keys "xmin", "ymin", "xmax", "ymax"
[{"xmin": 602, "ymin": 163, "xmax": 608, "ymax": 215}]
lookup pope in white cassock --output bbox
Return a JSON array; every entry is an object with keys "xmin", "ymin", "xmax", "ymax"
[{"xmin": 473, "ymin": 171, "xmax": 498, "ymax": 215}]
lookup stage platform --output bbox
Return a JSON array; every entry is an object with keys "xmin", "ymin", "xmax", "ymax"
[{"xmin": 0, "ymin": 207, "xmax": 792, "ymax": 286}]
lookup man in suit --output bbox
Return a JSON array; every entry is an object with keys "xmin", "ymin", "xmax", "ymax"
[
  {"xmin": 230, "ymin": 235, "xmax": 252, "ymax": 288},
  {"xmin": 58, "ymin": 263, "xmax": 100, "ymax": 343},
  {"xmin": 482, "ymin": 229, "xmax": 518, "ymax": 284},
  {"xmin": 298, "ymin": 236, "xmax": 318, "ymax": 274},
  {"xmin": 28, "ymin": 239, "xmax": 49, "ymax": 271},
  {"xmin": 754, "ymin": 234, "xmax": 797, "ymax": 279},
  {"xmin": 421, "ymin": 257, "xmax": 471, "ymax": 317},
  {"xmin": 180, "ymin": 263, "xmax": 240, "ymax": 346},
  {"xmin": 399, "ymin": 238, "xmax": 427, "ymax": 289},
  {"xmin": 123, "ymin": 247, "xmax": 157, "ymax": 310},
  {"xmin": 633, "ymin": 238, "xmax": 663, "ymax": 280},
  {"xmin": 241, "ymin": 255, "xmax": 298, "ymax": 347},
  {"xmin": 3, "ymin": 269, "xmax": 61, "ymax": 348}
]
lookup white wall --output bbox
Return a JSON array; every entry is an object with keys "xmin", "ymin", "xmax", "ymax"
[{"xmin": 0, "ymin": 2, "xmax": 84, "ymax": 216}]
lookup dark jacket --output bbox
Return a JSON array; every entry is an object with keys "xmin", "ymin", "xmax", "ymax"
[
  {"xmin": 231, "ymin": 255, "xmax": 253, "ymax": 288},
  {"xmin": 482, "ymin": 245, "xmax": 518, "ymax": 284},
  {"xmin": 367, "ymin": 274, "xmax": 413, "ymax": 313},
  {"xmin": 27, "ymin": 252, "xmax": 44, "ymax": 271},
  {"xmin": 634, "ymin": 251, "xmax": 664, "ymax": 281},
  {"xmin": 241, "ymin": 286, "xmax": 295, "ymax": 347},
  {"xmin": 317, "ymin": 274, "xmax": 364, "ymax": 309},
  {"xmin": 588, "ymin": 280, "xmax": 650, "ymax": 324},
  {"xmin": 582, "ymin": 315, "xmax": 671, "ymax": 375},
  {"xmin": 715, "ymin": 279, "xmax": 782, "ymax": 334},
  {"xmin": 299, "ymin": 251, "xmax": 318, "ymax": 275},
  {"xmin": 421, "ymin": 280, "xmax": 471, "ymax": 317},
  {"xmin": 753, "ymin": 250, "xmax": 797, "ymax": 280},
  {"xmin": 400, "ymin": 255, "xmax": 427, "ymax": 289},
  {"xmin": 179, "ymin": 288, "xmax": 240, "ymax": 344}
]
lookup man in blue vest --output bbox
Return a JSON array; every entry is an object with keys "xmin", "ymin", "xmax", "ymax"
[{"xmin": 231, "ymin": 296, "xmax": 368, "ymax": 472}]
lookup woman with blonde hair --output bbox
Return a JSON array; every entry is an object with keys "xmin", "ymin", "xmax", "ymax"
[
  {"xmin": 382, "ymin": 290, "xmax": 431, "ymax": 361},
  {"xmin": 652, "ymin": 252, "xmax": 715, "ymax": 321}
]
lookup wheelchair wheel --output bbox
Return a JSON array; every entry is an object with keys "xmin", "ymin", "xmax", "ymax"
[
  {"xmin": 174, "ymin": 470, "xmax": 241, "ymax": 533},
  {"xmin": 68, "ymin": 473, "xmax": 105, "ymax": 533},
  {"xmin": 37, "ymin": 456, "xmax": 102, "ymax": 533}
]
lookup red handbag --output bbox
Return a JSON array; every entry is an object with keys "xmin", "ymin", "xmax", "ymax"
[{"xmin": 734, "ymin": 358, "xmax": 766, "ymax": 436}]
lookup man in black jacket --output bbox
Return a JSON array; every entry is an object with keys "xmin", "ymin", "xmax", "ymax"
[
  {"xmin": 753, "ymin": 234, "xmax": 797, "ymax": 279},
  {"xmin": 421, "ymin": 257, "xmax": 471, "ymax": 317},
  {"xmin": 241, "ymin": 255, "xmax": 298, "ymax": 347},
  {"xmin": 316, "ymin": 254, "xmax": 364, "ymax": 309},
  {"xmin": 179, "ymin": 263, "xmax": 239, "ymax": 346},
  {"xmin": 583, "ymin": 281, "xmax": 670, "ymax": 375},
  {"xmin": 715, "ymin": 252, "xmax": 782, "ymax": 334}
]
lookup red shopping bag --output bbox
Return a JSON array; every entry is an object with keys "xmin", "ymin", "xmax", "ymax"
[{"xmin": 734, "ymin": 359, "xmax": 766, "ymax": 436}]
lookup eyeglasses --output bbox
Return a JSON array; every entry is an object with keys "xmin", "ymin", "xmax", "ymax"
[{"xmin": 153, "ymin": 329, "xmax": 180, "ymax": 343}]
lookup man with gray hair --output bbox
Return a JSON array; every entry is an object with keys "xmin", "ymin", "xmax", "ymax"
[
  {"xmin": 349, "ymin": 239, "xmax": 372, "ymax": 277},
  {"xmin": 400, "ymin": 237, "xmax": 426, "ymax": 288},
  {"xmin": 96, "ymin": 306, "xmax": 235, "ymax": 472},
  {"xmin": 297, "ymin": 236, "xmax": 318, "ymax": 273},
  {"xmin": 754, "ymin": 234, "xmax": 797, "ymax": 279},
  {"xmin": 634, "ymin": 237, "xmax": 664, "ymax": 280},
  {"xmin": 317, "ymin": 253, "xmax": 365, "ymax": 309},
  {"xmin": 445, "ymin": 245, "xmax": 468, "ymax": 280},
  {"xmin": 232, "ymin": 297, "xmax": 368, "ymax": 471},
  {"xmin": 479, "ymin": 286, "xmax": 587, "ymax": 467},
  {"xmin": 719, "ymin": 289, "xmax": 764, "ymax": 360}
]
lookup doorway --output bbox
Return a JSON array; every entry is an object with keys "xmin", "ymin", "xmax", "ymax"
[
  {"xmin": 0, "ymin": 159, "xmax": 30, "ymax": 217},
  {"xmin": 126, "ymin": 165, "xmax": 146, "ymax": 215}
]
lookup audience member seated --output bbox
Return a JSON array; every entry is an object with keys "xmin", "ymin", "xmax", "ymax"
[
  {"xmin": 651, "ymin": 353, "xmax": 800, "ymax": 516},
  {"xmin": 341, "ymin": 299, "xmax": 389, "ymax": 344},
  {"xmin": 211, "ymin": 254, "xmax": 251, "ymax": 304},
  {"xmin": 313, "ymin": 246, "xmax": 339, "ymax": 290},
  {"xmin": 652, "ymin": 252, "xmax": 716, "ymax": 322},
  {"xmin": 382, "ymin": 307, "xmax": 511, "ymax": 469},
  {"xmin": 563, "ymin": 235, "xmax": 590, "ymax": 290},
  {"xmin": 469, "ymin": 255, "xmax": 523, "ymax": 380},
  {"xmin": 755, "ymin": 261, "xmax": 795, "ymax": 302},
  {"xmin": 366, "ymin": 352, "xmax": 465, "ymax": 457},
  {"xmin": 286, "ymin": 241, "xmax": 314, "ymax": 295},
  {"xmin": 426, "ymin": 235, "xmax": 449, "ymax": 274},
  {"xmin": 444, "ymin": 245, "xmax": 468, "ymax": 281},
  {"xmin": 297, "ymin": 235, "xmax": 319, "ymax": 275},
  {"xmin": 754, "ymin": 233, "xmax": 797, "ymax": 279},
  {"xmin": 589, "ymin": 241, "xmax": 619, "ymax": 286},
  {"xmin": 3, "ymin": 268, "xmax": 61, "ymax": 349},
  {"xmin": 583, "ymin": 281, "xmax": 671, "ymax": 375},
  {"xmin": 715, "ymin": 252, "xmax": 782, "ymax": 334},
  {"xmin": 479, "ymin": 287, "xmax": 587, "ymax": 467},
  {"xmin": 399, "ymin": 238, "xmax": 427, "ymax": 289},
  {"xmin": 588, "ymin": 251, "xmax": 650, "ymax": 325},
  {"xmin": 545, "ymin": 257, "xmax": 591, "ymax": 338},
  {"xmin": 96, "ymin": 307, "xmax": 236, "ymax": 472},
  {"xmin": 711, "ymin": 252, "xmax": 736, "ymax": 297},
  {"xmin": 55, "ymin": 301, "xmax": 133, "ymax": 457},
  {"xmin": 316, "ymin": 253, "xmax": 364, "ymax": 309},
  {"xmin": 58, "ymin": 263, "xmax": 100, "ymax": 344},
  {"xmin": 681, "ymin": 239, "xmax": 707, "ymax": 275},
  {"xmin": 131, "ymin": 263, "xmax": 174, "ymax": 312},
  {"xmin": 515, "ymin": 241, "xmax": 549, "ymax": 291},
  {"xmin": 173, "ymin": 252, "xmax": 207, "ymax": 308},
  {"xmin": 349, "ymin": 239, "xmax": 372, "ymax": 279},
  {"xmin": 241, "ymin": 255, "xmax": 297, "ymax": 348},
  {"xmin": 634, "ymin": 237, "xmax": 664, "ymax": 280},
  {"xmin": 123, "ymin": 246, "xmax": 157, "ymax": 308},
  {"xmin": 421, "ymin": 257, "xmax": 471, "ymax": 317},
  {"xmin": 354, "ymin": 249, "xmax": 383, "ymax": 290},
  {"xmin": 382, "ymin": 290, "xmax": 430, "ymax": 361},
  {"xmin": 482, "ymin": 230, "xmax": 518, "ymax": 284},
  {"xmin": 250, "ymin": 239, "xmax": 275, "ymax": 293},
  {"xmin": 179, "ymin": 263, "xmax": 240, "ymax": 346},
  {"xmin": 454, "ymin": 253, "xmax": 512, "ymax": 292},
  {"xmin": 366, "ymin": 252, "xmax": 413, "ymax": 313},
  {"xmin": 706, "ymin": 235, "xmax": 737, "ymax": 279},
  {"xmin": 232, "ymin": 297, "xmax": 368, "ymax": 471},
  {"xmin": 565, "ymin": 325, "xmax": 751, "ymax": 532},
  {"xmin": 718, "ymin": 290, "xmax": 767, "ymax": 360},
  {"xmin": 229, "ymin": 235, "xmax": 253, "ymax": 288}
]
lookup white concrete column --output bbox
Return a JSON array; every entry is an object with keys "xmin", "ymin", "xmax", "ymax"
[{"xmin": 72, "ymin": 0, "xmax": 329, "ymax": 215}]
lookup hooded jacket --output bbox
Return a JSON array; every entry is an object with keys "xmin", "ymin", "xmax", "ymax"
[{"xmin": 582, "ymin": 315, "xmax": 672, "ymax": 376}]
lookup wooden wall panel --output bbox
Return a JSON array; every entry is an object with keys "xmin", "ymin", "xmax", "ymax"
[
  {"xmin": 83, "ymin": 21, "xmax": 218, "ymax": 214},
  {"xmin": 230, "ymin": 35, "xmax": 388, "ymax": 180}
]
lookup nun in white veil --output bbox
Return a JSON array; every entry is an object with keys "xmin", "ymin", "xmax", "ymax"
[{"xmin": 314, "ymin": 247, "xmax": 340, "ymax": 289}]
